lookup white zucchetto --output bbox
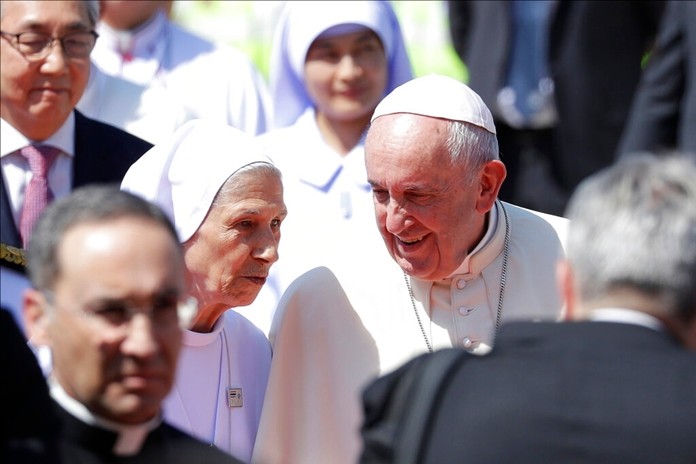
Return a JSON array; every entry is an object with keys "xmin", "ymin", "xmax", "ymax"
[{"xmin": 371, "ymin": 74, "xmax": 497, "ymax": 134}]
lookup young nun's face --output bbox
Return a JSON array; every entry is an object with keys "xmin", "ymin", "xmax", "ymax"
[{"xmin": 304, "ymin": 29, "xmax": 388, "ymax": 125}]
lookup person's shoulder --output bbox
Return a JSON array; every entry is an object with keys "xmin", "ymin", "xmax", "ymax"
[
  {"xmin": 75, "ymin": 111, "xmax": 152, "ymax": 144},
  {"xmin": 503, "ymin": 201, "xmax": 569, "ymax": 249},
  {"xmin": 74, "ymin": 111, "xmax": 153, "ymax": 154}
]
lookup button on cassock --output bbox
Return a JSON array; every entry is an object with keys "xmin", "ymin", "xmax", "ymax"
[{"xmin": 458, "ymin": 306, "xmax": 475, "ymax": 316}]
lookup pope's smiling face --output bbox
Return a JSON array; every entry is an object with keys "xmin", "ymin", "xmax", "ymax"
[
  {"xmin": 0, "ymin": 0, "xmax": 93, "ymax": 140},
  {"xmin": 365, "ymin": 113, "xmax": 490, "ymax": 282}
]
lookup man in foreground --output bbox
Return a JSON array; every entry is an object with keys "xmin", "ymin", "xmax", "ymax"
[{"xmin": 22, "ymin": 186, "xmax": 240, "ymax": 463}]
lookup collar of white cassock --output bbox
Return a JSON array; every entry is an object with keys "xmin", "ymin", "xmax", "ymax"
[{"xmin": 50, "ymin": 378, "xmax": 161, "ymax": 456}]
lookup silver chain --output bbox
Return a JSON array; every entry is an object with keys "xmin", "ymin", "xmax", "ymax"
[
  {"xmin": 404, "ymin": 202, "xmax": 510, "ymax": 353},
  {"xmin": 404, "ymin": 272, "xmax": 433, "ymax": 352}
]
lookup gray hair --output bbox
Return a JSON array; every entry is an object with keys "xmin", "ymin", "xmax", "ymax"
[
  {"xmin": 446, "ymin": 121, "xmax": 500, "ymax": 185},
  {"xmin": 27, "ymin": 185, "xmax": 180, "ymax": 292},
  {"xmin": 213, "ymin": 162, "xmax": 283, "ymax": 207},
  {"xmin": 0, "ymin": 1, "xmax": 100, "ymax": 26},
  {"xmin": 565, "ymin": 154, "xmax": 696, "ymax": 322}
]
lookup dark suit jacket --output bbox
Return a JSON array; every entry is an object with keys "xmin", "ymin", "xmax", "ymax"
[
  {"xmin": 53, "ymin": 402, "xmax": 241, "ymax": 464},
  {"xmin": 0, "ymin": 308, "xmax": 61, "ymax": 464},
  {"xmin": 362, "ymin": 321, "xmax": 696, "ymax": 464},
  {"xmin": 0, "ymin": 111, "xmax": 152, "ymax": 248},
  {"xmin": 447, "ymin": 1, "xmax": 664, "ymax": 192},
  {"xmin": 618, "ymin": 0, "xmax": 696, "ymax": 158}
]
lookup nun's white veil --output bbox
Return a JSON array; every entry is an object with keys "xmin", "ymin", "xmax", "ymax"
[{"xmin": 121, "ymin": 119, "xmax": 275, "ymax": 243}]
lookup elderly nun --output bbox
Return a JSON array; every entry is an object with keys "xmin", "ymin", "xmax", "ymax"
[{"xmin": 121, "ymin": 119, "xmax": 286, "ymax": 462}]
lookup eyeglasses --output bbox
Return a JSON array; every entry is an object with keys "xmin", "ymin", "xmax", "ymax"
[
  {"xmin": 43, "ymin": 291, "xmax": 198, "ymax": 330},
  {"xmin": 0, "ymin": 30, "xmax": 98, "ymax": 61}
]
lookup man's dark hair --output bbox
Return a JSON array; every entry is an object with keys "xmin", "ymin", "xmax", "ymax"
[{"xmin": 27, "ymin": 185, "xmax": 180, "ymax": 291}]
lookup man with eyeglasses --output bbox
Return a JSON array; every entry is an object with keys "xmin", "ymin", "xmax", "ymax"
[
  {"xmin": 21, "ymin": 185, "xmax": 241, "ymax": 463},
  {"xmin": 1, "ymin": 0, "xmax": 152, "ymax": 329}
]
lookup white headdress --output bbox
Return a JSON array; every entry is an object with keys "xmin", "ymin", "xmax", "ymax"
[
  {"xmin": 269, "ymin": 0, "xmax": 413, "ymax": 129},
  {"xmin": 121, "ymin": 119, "xmax": 274, "ymax": 242}
]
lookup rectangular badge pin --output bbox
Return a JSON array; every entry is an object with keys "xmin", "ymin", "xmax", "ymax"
[{"xmin": 228, "ymin": 388, "xmax": 243, "ymax": 408}]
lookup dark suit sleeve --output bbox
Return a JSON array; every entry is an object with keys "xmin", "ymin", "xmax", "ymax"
[{"xmin": 617, "ymin": 1, "xmax": 687, "ymax": 157}]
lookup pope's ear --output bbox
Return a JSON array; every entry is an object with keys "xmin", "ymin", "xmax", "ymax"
[
  {"xmin": 475, "ymin": 160, "xmax": 506, "ymax": 214},
  {"xmin": 23, "ymin": 289, "xmax": 51, "ymax": 346}
]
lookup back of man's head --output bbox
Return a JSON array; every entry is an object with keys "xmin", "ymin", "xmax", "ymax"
[{"xmin": 564, "ymin": 154, "xmax": 696, "ymax": 329}]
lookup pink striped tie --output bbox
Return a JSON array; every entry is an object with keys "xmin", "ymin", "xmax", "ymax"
[{"xmin": 19, "ymin": 145, "xmax": 60, "ymax": 248}]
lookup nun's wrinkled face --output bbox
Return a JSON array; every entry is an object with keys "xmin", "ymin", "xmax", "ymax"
[
  {"xmin": 304, "ymin": 28, "xmax": 388, "ymax": 125},
  {"xmin": 182, "ymin": 168, "xmax": 286, "ymax": 325}
]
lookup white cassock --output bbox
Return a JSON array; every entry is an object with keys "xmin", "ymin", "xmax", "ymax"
[
  {"xmin": 252, "ymin": 201, "xmax": 569, "ymax": 464},
  {"xmin": 91, "ymin": 10, "xmax": 272, "ymax": 136},
  {"xmin": 165, "ymin": 310, "xmax": 271, "ymax": 463}
]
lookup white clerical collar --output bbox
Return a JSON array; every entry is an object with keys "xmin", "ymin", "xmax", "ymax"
[
  {"xmin": 589, "ymin": 307, "xmax": 665, "ymax": 332},
  {"xmin": 1, "ymin": 113, "xmax": 75, "ymax": 158},
  {"xmin": 50, "ymin": 378, "xmax": 161, "ymax": 456},
  {"xmin": 182, "ymin": 313, "xmax": 225, "ymax": 347},
  {"xmin": 446, "ymin": 200, "xmax": 500, "ymax": 278}
]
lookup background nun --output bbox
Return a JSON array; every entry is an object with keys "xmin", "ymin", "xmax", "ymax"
[{"xmin": 238, "ymin": 0, "xmax": 414, "ymax": 334}]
